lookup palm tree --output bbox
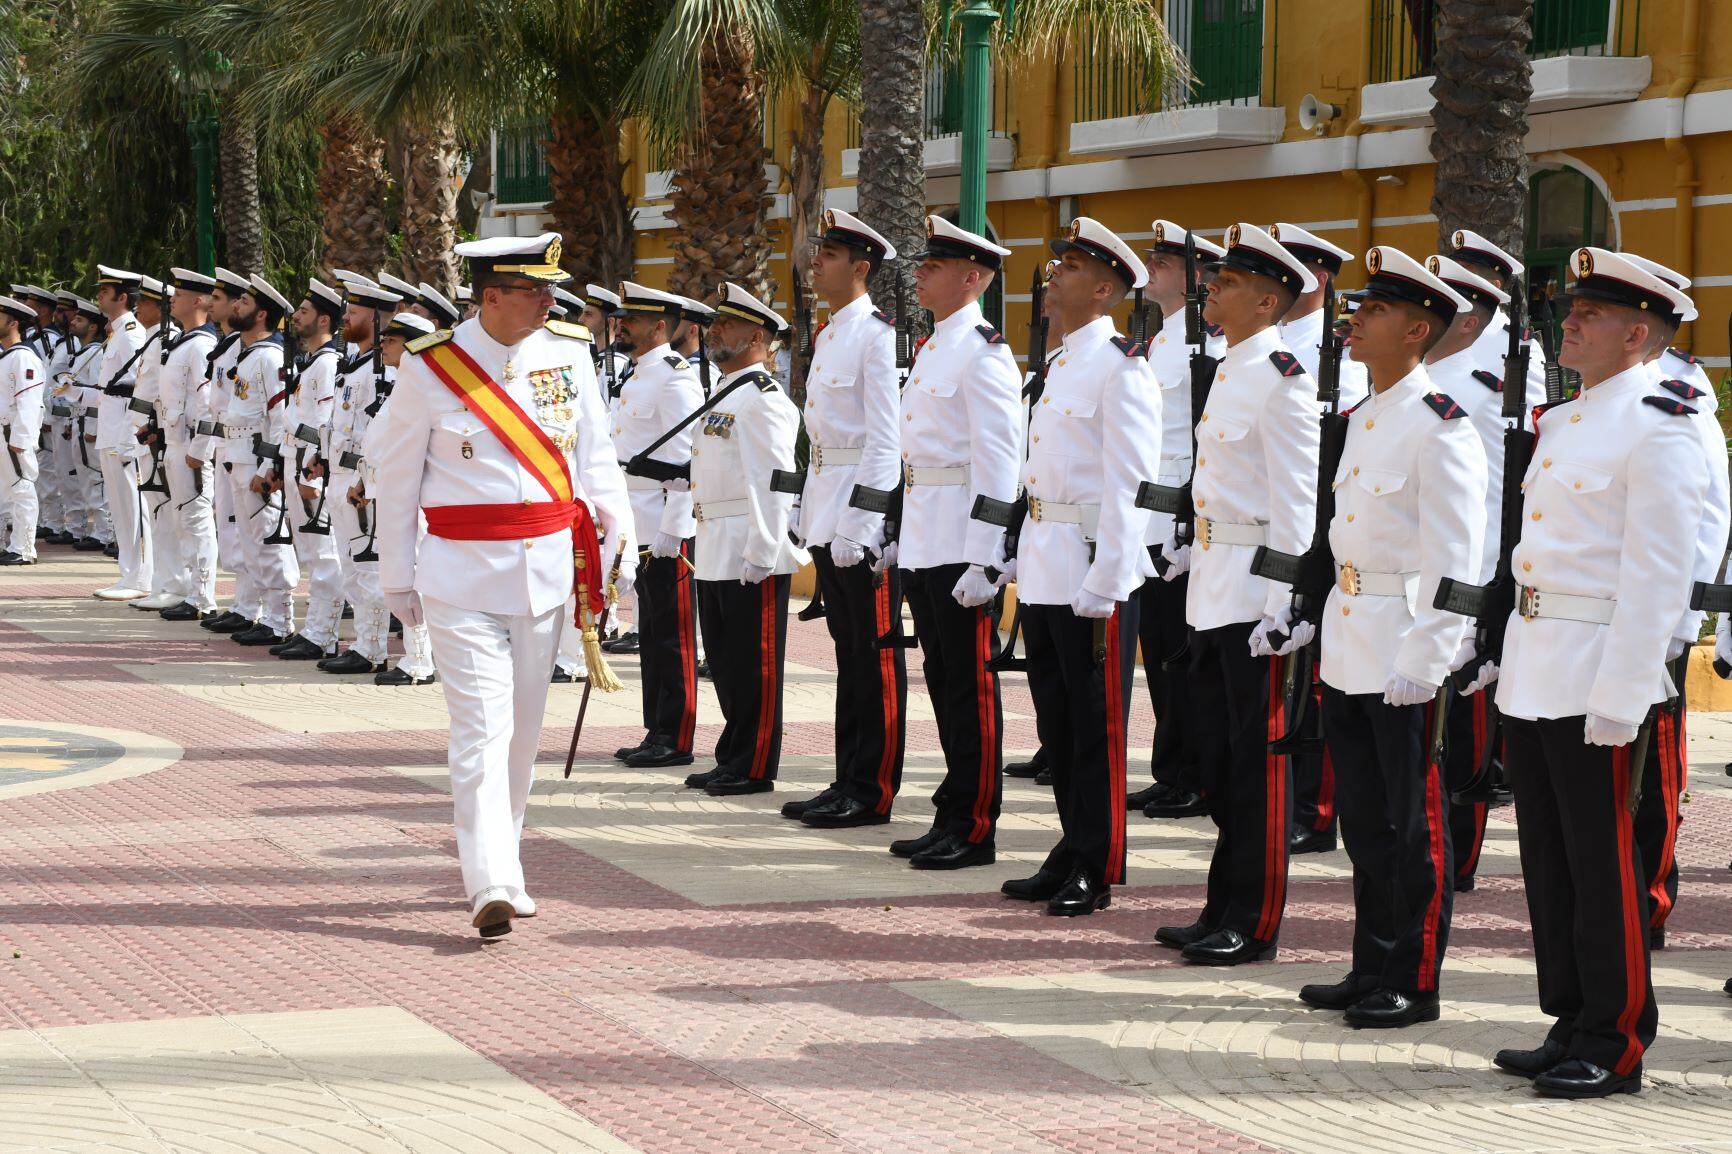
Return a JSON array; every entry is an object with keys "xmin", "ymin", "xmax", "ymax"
[
  {"xmin": 317, "ymin": 115, "xmax": 390, "ymax": 278},
  {"xmin": 1429, "ymin": 0, "xmax": 1533, "ymax": 255},
  {"xmin": 856, "ymin": 0, "xmax": 925, "ymax": 312}
]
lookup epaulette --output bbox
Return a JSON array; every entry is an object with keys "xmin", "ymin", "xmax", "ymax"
[
  {"xmin": 871, "ymin": 310, "xmax": 894, "ymax": 327},
  {"xmin": 1422, "ymin": 391, "xmax": 1466, "ymax": 420},
  {"xmin": 1643, "ymin": 395, "xmax": 1697, "ymax": 417},
  {"xmin": 545, "ymin": 319, "xmax": 592, "ymax": 343},
  {"xmin": 1668, "ymin": 346, "xmax": 1701, "ymax": 365},
  {"xmin": 664, "ymin": 354, "xmax": 689, "ymax": 370},
  {"xmin": 1204, "ymin": 321, "xmax": 1224, "ymax": 338},
  {"xmin": 1110, "ymin": 334, "xmax": 1147, "ymax": 358},
  {"xmin": 976, "ymin": 323, "xmax": 1005, "ymax": 345},
  {"xmin": 1470, "ymin": 369, "xmax": 1502, "ymax": 393},
  {"xmin": 1269, "ymin": 350, "xmax": 1305, "ymax": 378},
  {"xmin": 748, "ymin": 370, "xmax": 778, "ymax": 393},
  {"xmin": 405, "ymin": 328, "xmax": 453, "ymax": 355},
  {"xmin": 1659, "ymin": 378, "xmax": 1706, "ymax": 401},
  {"xmin": 124, "ymin": 320, "xmax": 138, "ymax": 331}
]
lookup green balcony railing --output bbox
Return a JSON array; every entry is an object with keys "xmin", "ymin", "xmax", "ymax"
[
  {"xmin": 496, "ymin": 121, "xmax": 551, "ymax": 206},
  {"xmin": 1072, "ymin": 0, "xmax": 1276, "ymax": 124},
  {"xmin": 1371, "ymin": 0, "xmax": 1642, "ymax": 84}
]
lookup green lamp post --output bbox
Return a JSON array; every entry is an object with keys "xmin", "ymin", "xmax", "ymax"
[
  {"xmin": 956, "ymin": 0, "xmax": 999, "ymax": 236},
  {"xmin": 173, "ymin": 50, "xmax": 232, "ymax": 276}
]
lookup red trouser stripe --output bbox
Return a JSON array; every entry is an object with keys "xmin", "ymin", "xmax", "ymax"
[
  {"xmin": 1418, "ymin": 706, "xmax": 1447, "ymax": 991},
  {"xmin": 674, "ymin": 542, "xmax": 697, "ymax": 752},
  {"xmin": 1104, "ymin": 608, "xmax": 1127, "ymax": 885},
  {"xmin": 749, "ymin": 580, "xmax": 777, "ymax": 779},
  {"xmin": 1611, "ymin": 745, "xmax": 1647, "ymax": 1076},
  {"xmin": 1313, "ymin": 682, "xmax": 1335, "ymax": 830},
  {"xmin": 1648, "ymin": 708, "xmax": 1682, "ymax": 928},
  {"xmin": 872, "ymin": 578, "xmax": 899, "ymax": 814},
  {"xmin": 970, "ymin": 606, "xmax": 997, "ymax": 844},
  {"xmin": 1256, "ymin": 658, "xmax": 1288, "ymax": 942}
]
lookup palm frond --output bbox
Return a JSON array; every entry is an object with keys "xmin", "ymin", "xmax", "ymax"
[{"xmin": 994, "ymin": 0, "xmax": 1192, "ymax": 110}]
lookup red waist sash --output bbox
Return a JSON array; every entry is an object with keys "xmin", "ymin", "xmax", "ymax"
[{"xmin": 423, "ymin": 499, "xmax": 605, "ymax": 616}]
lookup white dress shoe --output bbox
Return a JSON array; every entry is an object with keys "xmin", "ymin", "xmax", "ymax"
[
  {"xmin": 510, "ymin": 890, "xmax": 537, "ymax": 918},
  {"xmin": 470, "ymin": 886, "xmax": 515, "ymax": 938},
  {"xmin": 94, "ymin": 587, "xmax": 148, "ymax": 601},
  {"xmin": 133, "ymin": 593, "xmax": 184, "ymax": 610}
]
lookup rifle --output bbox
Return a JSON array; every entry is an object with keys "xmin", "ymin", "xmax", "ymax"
[
  {"xmin": 768, "ymin": 465, "xmax": 827, "ymax": 620},
  {"xmin": 351, "ymin": 478, "xmax": 378, "ymax": 562},
  {"xmin": 1433, "ymin": 277, "xmax": 1535, "ymax": 803},
  {"xmin": 129, "ymin": 397, "xmax": 169, "ymax": 496},
  {"xmin": 1529, "ymin": 292, "xmax": 1568, "ymax": 404},
  {"xmin": 623, "ymin": 370, "xmax": 765, "ymax": 483},
  {"xmin": 294, "ymin": 421, "xmax": 331, "ymax": 534},
  {"xmin": 1249, "ymin": 278, "xmax": 1348, "ymax": 754}
]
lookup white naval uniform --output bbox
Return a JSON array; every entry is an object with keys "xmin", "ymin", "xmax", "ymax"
[
  {"xmin": 1279, "ymin": 304, "xmax": 1368, "ymax": 414},
  {"xmin": 0, "ymin": 342, "xmax": 46, "ymax": 557},
  {"xmin": 1658, "ymin": 347, "xmax": 1714, "ymax": 397},
  {"xmin": 27, "ymin": 327, "xmax": 62, "ymax": 534},
  {"xmin": 1469, "ymin": 312, "xmax": 1548, "ymax": 402},
  {"xmin": 799, "ymin": 294, "xmax": 900, "ymax": 551},
  {"xmin": 159, "ymin": 324, "xmax": 221, "ymax": 610},
  {"xmin": 611, "ymin": 342, "xmax": 700, "ymax": 546},
  {"xmin": 1144, "ymin": 306, "xmax": 1225, "ymax": 545},
  {"xmin": 132, "ymin": 323, "xmax": 188, "ymax": 602},
  {"xmin": 280, "ymin": 341, "xmax": 344, "ymax": 649},
  {"xmin": 1645, "ymin": 365, "xmax": 1729, "ymax": 650},
  {"xmin": 223, "ymin": 334, "xmax": 299, "ymax": 633},
  {"xmin": 196, "ymin": 334, "xmax": 248, "ymax": 617},
  {"xmin": 96, "ymin": 312, "xmax": 150, "ymax": 592},
  {"xmin": 373, "ymin": 317, "xmax": 632, "ymax": 900},
  {"xmin": 357, "ymin": 368, "xmax": 436, "ymax": 680},
  {"xmin": 689, "ymin": 365, "xmax": 805, "ymax": 580},
  {"xmin": 1496, "ymin": 365, "xmax": 1709, "ymax": 726},
  {"xmin": 64, "ymin": 341, "xmax": 109, "ymax": 542},
  {"xmin": 329, "ymin": 350, "xmax": 392, "ymax": 663}
]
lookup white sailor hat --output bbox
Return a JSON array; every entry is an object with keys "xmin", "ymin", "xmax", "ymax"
[
  {"xmin": 613, "ymin": 281, "xmax": 686, "ymax": 318},
  {"xmin": 1424, "ymin": 254, "xmax": 1509, "ymax": 311},
  {"xmin": 330, "ymin": 269, "xmax": 377, "ymax": 288},
  {"xmin": 0, "ymin": 296, "xmax": 35, "ymax": 323},
  {"xmin": 170, "ymin": 267, "xmax": 217, "ymax": 293},
  {"xmin": 1050, "ymin": 216, "xmax": 1147, "ymax": 290},
  {"xmin": 138, "ymin": 275, "xmax": 172, "ymax": 302},
  {"xmin": 1565, "ymin": 247, "xmax": 1695, "ymax": 326},
  {"xmin": 550, "ymin": 285, "xmax": 583, "ymax": 314},
  {"xmin": 583, "ymin": 284, "xmax": 620, "ymax": 312},
  {"xmin": 715, "ymin": 282, "xmax": 787, "ymax": 333},
  {"xmin": 678, "ymin": 296, "xmax": 716, "ymax": 326},
  {"xmin": 1147, "ymin": 220, "xmax": 1225, "ymax": 261},
  {"xmin": 212, "ymin": 266, "xmax": 250, "ymax": 295},
  {"xmin": 302, "ymin": 277, "xmax": 344, "ymax": 318},
  {"xmin": 382, "ymin": 311, "xmax": 435, "ymax": 340},
  {"xmin": 10, "ymin": 284, "xmax": 53, "ymax": 305},
  {"xmin": 417, "ymin": 282, "xmax": 461, "ymax": 326},
  {"xmin": 96, "ymin": 264, "xmax": 142, "ymax": 292},
  {"xmin": 1347, "ymin": 246, "xmax": 1467, "ymax": 326},
  {"xmin": 453, "ymin": 232, "xmax": 571, "ymax": 284},
  {"xmin": 1217, "ymin": 223, "xmax": 1318, "ymax": 296},
  {"xmin": 1623, "ymin": 253, "xmax": 1690, "ymax": 290},
  {"xmin": 72, "ymin": 295, "xmax": 104, "ymax": 321},
  {"xmin": 1450, "ymin": 229, "xmax": 1524, "ymax": 280},
  {"xmin": 344, "ymin": 279, "xmax": 403, "ymax": 310},
  {"xmin": 912, "ymin": 215, "xmax": 1012, "ymax": 270},
  {"xmin": 1270, "ymin": 223, "xmax": 1354, "ymax": 276},
  {"xmin": 245, "ymin": 273, "xmax": 292, "ymax": 316},
  {"xmin": 813, "ymin": 208, "xmax": 897, "ymax": 263},
  {"xmin": 455, "ymin": 284, "xmax": 473, "ymax": 303},
  {"xmin": 376, "ymin": 272, "xmax": 422, "ymax": 303},
  {"xmin": 53, "ymin": 289, "xmax": 78, "ymax": 307}
]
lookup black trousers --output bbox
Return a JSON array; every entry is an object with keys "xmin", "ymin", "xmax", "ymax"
[
  {"xmin": 1443, "ymin": 689, "xmax": 1493, "ymax": 888},
  {"xmin": 1024, "ymin": 601, "xmax": 1138, "ymax": 885},
  {"xmin": 1634, "ymin": 654, "xmax": 1688, "ymax": 934},
  {"xmin": 1322, "ymin": 687, "xmax": 1454, "ymax": 994},
  {"xmin": 1191, "ymin": 621, "xmax": 1291, "ymax": 941},
  {"xmin": 904, "ymin": 563, "xmax": 1002, "ymax": 844},
  {"xmin": 1136, "ymin": 558, "xmax": 1197, "ymax": 791},
  {"xmin": 1506, "ymin": 714, "xmax": 1656, "ymax": 1074},
  {"xmin": 812, "ymin": 546, "xmax": 908, "ymax": 812},
  {"xmin": 635, "ymin": 542, "xmax": 699, "ymax": 753},
  {"xmin": 696, "ymin": 575, "xmax": 789, "ymax": 781},
  {"xmin": 1291, "ymin": 677, "xmax": 1336, "ymax": 833}
]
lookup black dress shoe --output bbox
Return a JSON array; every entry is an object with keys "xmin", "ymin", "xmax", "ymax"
[
  {"xmin": 1046, "ymin": 868, "xmax": 1111, "ymax": 916},
  {"xmin": 602, "ymin": 632, "xmax": 640, "ymax": 654},
  {"xmin": 1533, "ymin": 1058, "xmax": 1641, "ymax": 1099},
  {"xmin": 1005, "ymin": 751, "xmax": 1047, "ymax": 779},
  {"xmin": 1454, "ymin": 876, "xmax": 1476, "ymax": 893},
  {"xmin": 1034, "ymin": 767, "xmax": 1053, "ymax": 786},
  {"xmin": 615, "ymin": 740, "xmax": 648, "ymax": 762},
  {"xmin": 1298, "ymin": 973, "xmax": 1380, "ymax": 1011},
  {"xmin": 1649, "ymin": 925, "xmax": 1666, "ymax": 950},
  {"xmin": 49, "ymin": 530, "xmax": 76, "ymax": 545},
  {"xmin": 0, "ymin": 554, "xmax": 35, "ymax": 566},
  {"xmin": 270, "ymin": 634, "xmax": 329, "ymax": 659},
  {"xmin": 1344, "ymin": 989, "xmax": 1439, "ymax": 1029},
  {"xmin": 319, "ymin": 649, "xmax": 380, "ymax": 674},
  {"xmin": 1154, "ymin": 920, "xmax": 1212, "ymax": 949},
  {"xmin": 374, "ymin": 666, "xmax": 436, "ymax": 686},
  {"xmin": 910, "ymin": 833, "xmax": 995, "ymax": 870},
  {"xmin": 550, "ymin": 667, "xmax": 580, "ymax": 683},
  {"xmin": 705, "ymin": 773, "xmax": 774, "ymax": 796},
  {"xmin": 160, "ymin": 602, "xmax": 211, "ymax": 621},
  {"xmin": 73, "ymin": 536, "xmax": 103, "ymax": 551},
  {"xmin": 1181, "ymin": 929, "xmax": 1276, "ymax": 966},
  {"xmin": 684, "ymin": 767, "xmax": 725, "ymax": 789},
  {"xmin": 233, "ymin": 624, "xmax": 286, "ymax": 646},
  {"xmin": 781, "ymin": 788, "xmax": 837, "ymax": 820},
  {"xmin": 624, "ymin": 743, "xmax": 695, "ymax": 769},
  {"xmin": 202, "ymin": 612, "xmax": 251, "ymax": 633},
  {"xmin": 889, "ymin": 826, "xmax": 945, "ymax": 859},
  {"xmin": 1001, "ymin": 867, "xmax": 1068, "ymax": 902},
  {"xmin": 103, "ymin": 542, "xmax": 119, "ymax": 558},
  {"xmin": 35, "ymin": 526, "xmax": 52, "ymax": 539},
  {"xmin": 696, "ymin": 659, "xmax": 711, "ymax": 679},
  {"xmin": 1724, "ymin": 977, "xmax": 1732, "ymax": 997},
  {"xmin": 801, "ymin": 795, "xmax": 890, "ymax": 829},
  {"xmin": 1127, "ymin": 782, "xmax": 1168, "ymax": 810},
  {"xmin": 1290, "ymin": 824, "xmax": 1338, "ymax": 855},
  {"xmin": 1493, "ymin": 1039, "xmax": 1569, "ymax": 1078},
  {"xmin": 1145, "ymin": 788, "xmax": 1208, "ymax": 819},
  {"xmin": 340, "ymin": 603, "xmax": 354, "ymax": 619}
]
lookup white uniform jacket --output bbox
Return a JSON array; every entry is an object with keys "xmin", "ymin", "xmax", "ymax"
[
  {"xmin": 278, "ymin": 342, "xmax": 341, "ymax": 489},
  {"xmin": 1143, "ymin": 305, "xmax": 1225, "ymax": 545},
  {"xmin": 800, "ymin": 293, "xmax": 901, "ymax": 550},
  {"xmin": 159, "ymin": 324, "xmax": 220, "ymax": 454},
  {"xmin": 1320, "ymin": 367, "xmax": 1487, "ymax": 695},
  {"xmin": 1469, "ymin": 312, "xmax": 1548, "ymax": 403},
  {"xmin": 1496, "ymin": 365, "xmax": 1709, "ymax": 726},
  {"xmin": 0, "ymin": 344, "xmax": 46, "ymax": 452},
  {"xmin": 1644, "ymin": 365, "xmax": 1730, "ymax": 647},
  {"xmin": 95, "ymin": 311, "xmax": 146, "ymax": 451},
  {"xmin": 372, "ymin": 317, "xmax": 632, "ymax": 618},
  {"xmin": 1186, "ymin": 325, "xmax": 1321, "ymax": 631},
  {"xmin": 612, "ymin": 342, "xmax": 700, "ymax": 544},
  {"xmin": 1018, "ymin": 315, "xmax": 1162, "ymax": 605},
  {"xmin": 1280, "ymin": 304, "xmax": 1369, "ymax": 413},
  {"xmin": 690, "ymin": 364, "xmax": 807, "ymax": 581},
  {"xmin": 222, "ymin": 334, "xmax": 285, "ymax": 477},
  {"xmin": 191, "ymin": 333, "xmax": 242, "ymax": 463},
  {"xmin": 897, "ymin": 300, "xmax": 1022, "ymax": 570}
]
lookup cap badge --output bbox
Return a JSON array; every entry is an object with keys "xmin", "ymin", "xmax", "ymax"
[
  {"xmin": 1575, "ymin": 249, "xmax": 1593, "ymax": 277},
  {"xmin": 545, "ymin": 237, "xmax": 562, "ymax": 267}
]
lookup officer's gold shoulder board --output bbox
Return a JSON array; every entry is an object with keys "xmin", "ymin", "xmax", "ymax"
[
  {"xmin": 1470, "ymin": 369, "xmax": 1502, "ymax": 393},
  {"xmin": 1421, "ymin": 391, "xmax": 1466, "ymax": 420},
  {"xmin": 406, "ymin": 328, "xmax": 453, "ymax": 355},
  {"xmin": 664, "ymin": 355, "xmax": 689, "ymax": 370},
  {"xmin": 1268, "ymin": 350, "xmax": 1305, "ymax": 378},
  {"xmin": 1642, "ymin": 394, "xmax": 1697, "ymax": 417},
  {"xmin": 545, "ymin": 318, "xmax": 592, "ymax": 343},
  {"xmin": 975, "ymin": 323, "xmax": 1005, "ymax": 345},
  {"xmin": 1659, "ymin": 377, "xmax": 1706, "ymax": 401}
]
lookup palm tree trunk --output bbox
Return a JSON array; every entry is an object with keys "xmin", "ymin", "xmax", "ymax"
[
  {"xmin": 667, "ymin": 32, "xmax": 774, "ymax": 302},
  {"xmin": 1429, "ymin": 0, "xmax": 1533, "ymax": 256},
  {"xmin": 785, "ymin": 83, "xmax": 830, "ymax": 399},
  {"xmin": 217, "ymin": 107, "xmax": 265, "ymax": 275},
  {"xmin": 856, "ymin": 0, "xmax": 926, "ymax": 325},
  {"xmin": 546, "ymin": 106, "xmax": 635, "ymax": 288},
  {"xmin": 317, "ymin": 115, "xmax": 389, "ymax": 280},
  {"xmin": 398, "ymin": 112, "xmax": 462, "ymax": 295}
]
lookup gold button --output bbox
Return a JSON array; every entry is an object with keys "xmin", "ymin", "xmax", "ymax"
[
  {"xmin": 1522, "ymin": 561, "xmax": 1532, "ymax": 572},
  {"xmin": 902, "ymin": 451, "xmax": 909, "ymax": 459},
  {"xmin": 1342, "ymin": 606, "xmax": 1351, "ymax": 616},
  {"xmin": 1217, "ymin": 432, "xmax": 1225, "ymax": 440},
  {"xmin": 1570, "ymin": 413, "xmax": 1581, "ymax": 423},
  {"xmin": 1365, "ymin": 419, "xmax": 1374, "ymax": 429},
  {"xmin": 1196, "ymin": 498, "xmax": 1206, "ymax": 509},
  {"xmin": 521, "ymin": 498, "xmax": 532, "ymax": 506},
  {"xmin": 1543, "ymin": 458, "xmax": 1552, "ymax": 468},
  {"xmin": 1199, "ymin": 457, "xmax": 1206, "ymax": 466},
  {"xmin": 1346, "ymin": 513, "xmax": 1355, "ymax": 522},
  {"xmin": 1201, "ymin": 413, "xmax": 1210, "ymax": 422},
  {"xmin": 1373, "ymin": 484, "xmax": 1381, "ymax": 493},
  {"xmin": 1532, "ymin": 511, "xmax": 1542, "ymax": 521},
  {"xmin": 1042, "ymin": 397, "xmax": 1051, "ymax": 405},
  {"xmin": 1032, "ymin": 435, "xmax": 1040, "ymax": 443},
  {"xmin": 1352, "ymin": 467, "xmax": 1360, "ymax": 475},
  {"xmin": 905, "ymin": 414, "xmax": 912, "ymax": 422},
  {"xmin": 1058, "ymin": 358, "xmax": 1067, "ymax": 367},
  {"xmin": 525, "ymin": 540, "xmax": 534, "ymax": 549},
  {"xmin": 1028, "ymin": 475, "xmax": 1037, "ymax": 483},
  {"xmin": 1573, "ymin": 481, "xmax": 1582, "ymax": 490},
  {"xmin": 1064, "ymin": 407, "xmax": 1072, "ymax": 415}
]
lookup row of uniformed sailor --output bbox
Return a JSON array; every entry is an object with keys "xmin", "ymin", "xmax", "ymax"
[{"xmin": 0, "ymin": 295, "xmax": 46, "ymax": 562}]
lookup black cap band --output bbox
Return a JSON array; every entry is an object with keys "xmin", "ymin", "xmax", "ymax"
[{"xmin": 1351, "ymin": 272, "xmax": 1459, "ymax": 325}]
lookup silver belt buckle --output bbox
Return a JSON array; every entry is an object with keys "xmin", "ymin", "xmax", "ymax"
[
  {"xmin": 1338, "ymin": 560, "xmax": 1360, "ymax": 597},
  {"xmin": 1519, "ymin": 585, "xmax": 1540, "ymax": 620}
]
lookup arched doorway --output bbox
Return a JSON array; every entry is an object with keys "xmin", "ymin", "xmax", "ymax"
[{"xmin": 1524, "ymin": 165, "xmax": 1612, "ymax": 349}]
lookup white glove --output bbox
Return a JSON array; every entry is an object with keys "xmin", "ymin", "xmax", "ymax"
[
  {"xmin": 988, "ymin": 535, "xmax": 1016, "ymax": 588},
  {"xmin": 829, "ymin": 536, "xmax": 866, "ymax": 568},
  {"xmin": 1715, "ymin": 617, "xmax": 1732, "ymax": 678},
  {"xmin": 663, "ymin": 475, "xmax": 690, "ymax": 492},
  {"xmin": 1461, "ymin": 658, "xmax": 1499, "ymax": 696},
  {"xmin": 740, "ymin": 561, "xmax": 773, "ymax": 585},
  {"xmin": 1250, "ymin": 605, "xmax": 1313, "ymax": 658},
  {"xmin": 1383, "ymin": 673, "xmax": 1437, "ymax": 708},
  {"xmin": 1156, "ymin": 535, "xmax": 1191, "ymax": 581},
  {"xmin": 1665, "ymin": 636, "xmax": 1689, "ymax": 662},
  {"xmin": 1450, "ymin": 636, "xmax": 1476, "ymax": 672},
  {"xmin": 650, "ymin": 532, "xmax": 683, "ymax": 560},
  {"xmin": 384, "ymin": 589, "xmax": 424, "ymax": 629},
  {"xmin": 788, "ymin": 502, "xmax": 802, "ymax": 540},
  {"xmin": 1584, "ymin": 712, "xmax": 1639, "ymax": 747},
  {"xmin": 1071, "ymin": 588, "xmax": 1116, "ymax": 619},
  {"xmin": 612, "ymin": 562, "xmax": 637, "ymax": 602},
  {"xmin": 871, "ymin": 540, "xmax": 898, "ymax": 573},
  {"xmin": 952, "ymin": 565, "xmax": 997, "ymax": 608}
]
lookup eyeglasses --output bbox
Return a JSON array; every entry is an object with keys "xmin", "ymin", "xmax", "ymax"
[{"xmin": 495, "ymin": 283, "xmax": 555, "ymax": 298}]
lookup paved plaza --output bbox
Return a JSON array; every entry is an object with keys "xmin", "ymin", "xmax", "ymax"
[{"xmin": 2, "ymin": 551, "xmax": 1732, "ymax": 1153}]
